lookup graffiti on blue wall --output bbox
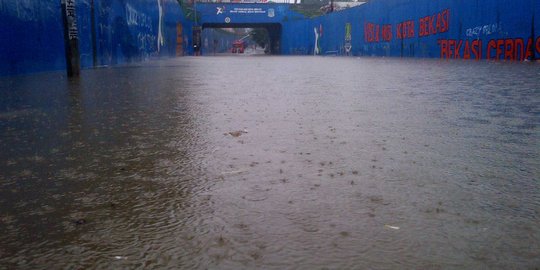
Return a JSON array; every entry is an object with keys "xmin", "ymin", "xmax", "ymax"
[
  {"xmin": 91, "ymin": 0, "xmax": 185, "ymax": 66},
  {"xmin": 0, "ymin": 0, "xmax": 189, "ymax": 76},
  {"xmin": 359, "ymin": 6, "xmax": 538, "ymax": 61},
  {"xmin": 282, "ymin": 0, "xmax": 540, "ymax": 61},
  {"xmin": 2, "ymin": 0, "xmax": 539, "ymax": 76}
]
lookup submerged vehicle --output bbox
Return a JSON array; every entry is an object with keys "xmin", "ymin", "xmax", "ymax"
[{"xmin": 231, "ymin": 40, "xmax": 247, "ymax": 53}]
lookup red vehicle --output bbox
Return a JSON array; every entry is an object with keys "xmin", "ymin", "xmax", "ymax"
[{"xmin": 231, "ymin": 40, "xmax": 246, "ymax": 53}]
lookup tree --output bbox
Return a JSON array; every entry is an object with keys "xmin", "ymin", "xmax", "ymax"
[{"xmin": 249, "ymin": 28, "xmax": 269, "ymax": 48}]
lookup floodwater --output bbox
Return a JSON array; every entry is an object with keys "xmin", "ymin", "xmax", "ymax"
[{"xmin": 0, "ymin": 56, "xmax": 539, "ymax": 269}]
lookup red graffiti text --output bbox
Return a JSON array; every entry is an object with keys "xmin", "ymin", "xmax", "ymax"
[
  {"xmin": 381, "ymin": 24, "xmax": 393, "ymax": 41},
  {"xmin": 486, "ymin": 38, "xmax": 540, "ymax": 60},
  {"xmin": 438, "ymin": 37, "xmax": 540, "ymax": 60},
  {"xmin": 419, "ymin": 9, "xmax": 450, "ymax": 37},
  {"xmin": 396, "ymin": 20, "xmax": 415, "ymax": 39},
  {"xmin": 364, "ymin": 22, "xmax": 380, "ymax": 43},
  {"xmin": 438, "ymin": 39, "xmax": 482, "ymax": 60}
]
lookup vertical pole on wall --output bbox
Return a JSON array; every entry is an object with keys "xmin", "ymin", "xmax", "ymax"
[
  {"xmin": 90, "ymin": 0, "xmax": 97, "ymax": 67},
  {"xmin": 193, "ymin": 26, "xmax": 202, "ymax": 56},
  {"xmin": 61, "ymin": 0, "xmax": 81, "ymax": 77},
  {"xmin": 192, "ymin": 0, "xmax": 201, "ymax": 56}
]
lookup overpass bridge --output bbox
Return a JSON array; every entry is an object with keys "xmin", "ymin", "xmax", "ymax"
[{"xmin": 194, "ymin": 3, "xmax": 305, "ymax": 54}]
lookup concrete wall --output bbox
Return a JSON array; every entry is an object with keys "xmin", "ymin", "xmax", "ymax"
[
  {"xmin": 282, "ymin": 0, "xmax": 540, "ymax": 60},
  {"xmin": 0, "ymin": 0, "xmax": 190, "ymax": 76}
]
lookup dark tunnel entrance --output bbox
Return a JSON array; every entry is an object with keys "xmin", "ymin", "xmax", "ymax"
[{"xmin": 199, "ymin": 23, "xmax": 282, "ymax": 55}]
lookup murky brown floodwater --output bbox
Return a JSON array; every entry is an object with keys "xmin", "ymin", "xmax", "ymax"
[{"xmin": 0, "ymin": 57, "xmax": 539, "ymax": 269}]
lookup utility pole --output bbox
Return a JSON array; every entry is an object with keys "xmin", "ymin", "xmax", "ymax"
[{"xmin": 61, "ymin": 0, "xmax": 80, "ymax": 77}]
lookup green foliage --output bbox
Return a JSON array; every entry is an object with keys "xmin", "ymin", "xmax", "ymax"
[
  {"xmin": 301, "ymin": 0, "xmax": 325, "ymax": 5},
  {"xmin": 290, "ymin": 3, "xmax": 325, "ymax": 18},
  {"xmin": 249, "ymin": 28, "xmax": 270, "ymax": 47},
  {"xmin": 176, "ymin": 0, "xmax": 199, "ymax": 22}
]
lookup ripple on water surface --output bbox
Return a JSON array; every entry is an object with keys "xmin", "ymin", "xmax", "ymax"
[{"xmin": 0, "ymin": 57, "xmax": 539, "ymax": 269}]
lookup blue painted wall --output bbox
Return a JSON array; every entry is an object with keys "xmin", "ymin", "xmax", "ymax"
[
  {"xmin": 282, "ymin": 0, "xmax": 540, "ymax": 60},
  {"xmin": 0, "ymin": 0, "xmax": 190, "ymax": 76},
  {"xmin": 89, "ymin": 0, "xmax": 184, "ymax": 66},
  {"xmin": 2, "ymin": 0, "xmax": 539, "ymax": 76},
  {"xmin": 0, "ymin": 1, "xmax": 66, "ymax": 75},
  {"xmin": 195, "ymin": 0, "xmax": 539, "ymax": 60}
]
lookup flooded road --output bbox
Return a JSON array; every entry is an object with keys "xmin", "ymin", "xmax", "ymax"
[{"xmin": 0, "ymin": 56, "xmax": 539, "ymax": 269}]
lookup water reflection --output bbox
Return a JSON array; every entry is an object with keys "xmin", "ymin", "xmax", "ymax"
[
  {"xmin": 0, "ymin": 57, "xmax": 539, "ymax": 269},
  {"xmin": 0, "ymin": 66, "xmax": 213, "ymax": 268}
]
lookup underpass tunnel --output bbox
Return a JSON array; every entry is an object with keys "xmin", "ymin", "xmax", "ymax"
[{"xmin": 200, "ymin": 23, "xmax": 282, "ymax": 55}]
